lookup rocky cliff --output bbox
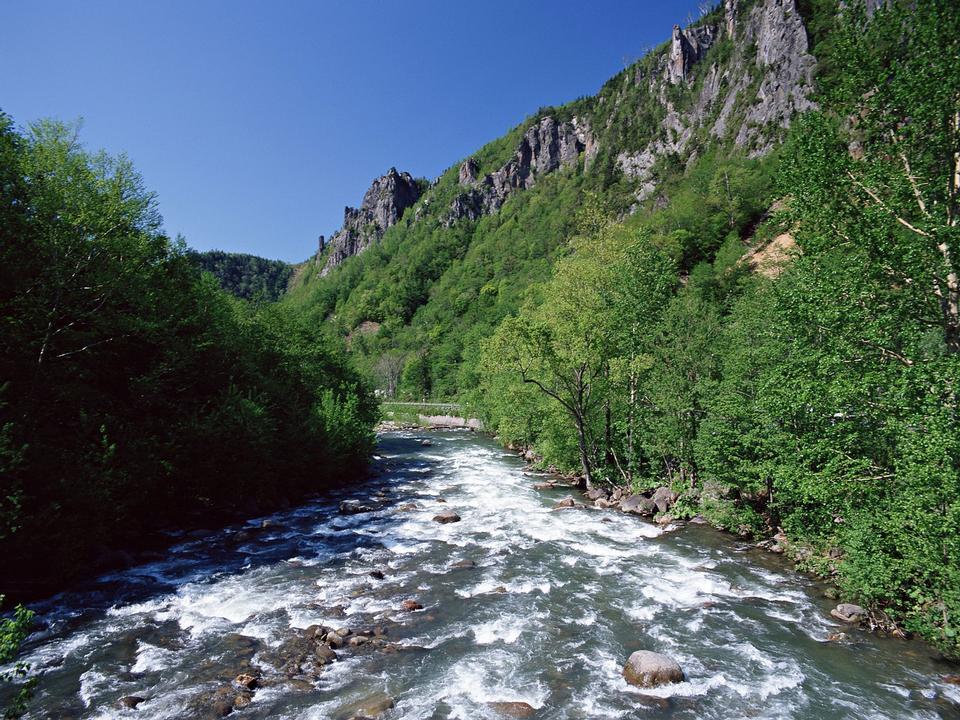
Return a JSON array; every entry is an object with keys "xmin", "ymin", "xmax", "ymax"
[
  {"xmin": 307, "ymin": 0, "xmax": 819, "ymax": 285},
  {"xmin": 616, "ymin": 0, "xmax": 816, "ymax": 203},
  {"xmin": 443, "ymin": 115, "xmax": 596, "ymax": 226},
  {"xmin": 318, "ymin": 168, "xmax": 421, "ymax": 276}
]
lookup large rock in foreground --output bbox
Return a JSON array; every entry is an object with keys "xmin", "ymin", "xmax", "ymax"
[{"xmin": 623, "ymin": 650, "xmax": 685, "ymax": 688}]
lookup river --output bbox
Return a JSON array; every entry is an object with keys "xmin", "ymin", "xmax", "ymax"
[{"xmin": 4, "ymin": 430, "xmax": 959, "ymax": 719}]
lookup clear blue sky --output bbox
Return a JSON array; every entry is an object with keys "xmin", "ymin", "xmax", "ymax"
[{"xmin": 1, "ymin": 1, "xmax": 704, "ymax": 263}]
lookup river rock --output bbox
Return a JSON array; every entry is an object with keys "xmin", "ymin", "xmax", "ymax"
[
  {"xmin": 585, "ymin": 488, "xmax": 609, "ymax": 501},
  {"xmin": 620, "ymin": 494, "xmax": 656, "ymax": 516},
  {"xmin": 622, "ymin": 650, "xmax": 685, "ymax": 688},
  {"xmin": 831, "ymin": 603, "xmax": 867, "ymax": 623},
  {"xmin": 487, "ymin": 701, "xmax": 537, "ymax": 717},
  {"xmin": 651, "ymin": 486, "xmax": 677, "ymax": 513},
  {"xmin": 340, "ymin": 500, "xmax": 375, "ymax": 515},
  {"xmin": 315, "ymin": 645, "xmax": 338, "ymax": 663},
  {"xmin": 340, "ymin": 692, "xmax": 395, "ymax": 719},
  {"xmin": 533, "ymin": 482, "xmax": 556, "ymax": 490},
  {"xmin": 118, "ymin": 696, "xmax": 146, "ymax": 709},
  {"xmin": 451, "ymin": 559, "xmax": 476, "ymax": 569},
  {"xmin": 234, "ymin": 673, "xmax": 258, "ymax": 690},
  {"xmin": 190, "ymin": 685, "xmax": 241, "ymax": 718},
  {"xmin": 433, "ymin": 510, "xmax": 461, "ymax": 524},
  {"xmin": 402, "ymin": 599, "xmax": 424, "ymax": 611},
  {"xmin": 554, "ymin": 497, "xmax": 576, "ymax": 509},
  {"xmin": 369, "ymin": 569, "xmax": 385, "ymax": 580}
]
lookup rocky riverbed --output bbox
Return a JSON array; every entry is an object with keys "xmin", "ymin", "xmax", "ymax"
[{"xmin": 2, "ymin": 430, "xmax": 958, "ymax": 719}]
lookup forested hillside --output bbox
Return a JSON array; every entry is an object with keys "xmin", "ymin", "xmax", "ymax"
[
  {"xmin": 289, "ymin": 0, "xmax": 960, "ymax": 658},
  {"xmin": 0, "ymin": 115, "xmax": 378, "ymax": 603},
  {"xmin": 188, "ymin": 250, "xmax": 294, "ymax": 301}
]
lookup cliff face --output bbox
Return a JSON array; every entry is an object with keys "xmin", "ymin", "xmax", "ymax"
[
  {"xmin": 308, "ymin": 0, "xmax": 818, "ymax": 280},
  {"xmin": 318, "ymin": 168, "xmax": 421, "ymax": 276},
  {"xmin": 616, "ymin": 0, "xmax": 816, "ymax": 202},
  {"xmin": 444, "ymin": 116, "xmax": 596, "ymax": 226}
]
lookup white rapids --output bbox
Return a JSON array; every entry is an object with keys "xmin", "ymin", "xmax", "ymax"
[{"xmin": 2, "ymin": 430, "xmax": 957, "ymax": 719}]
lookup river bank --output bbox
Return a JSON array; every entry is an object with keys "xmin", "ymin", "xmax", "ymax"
[{"xmin": 3, "ymin": 429, "xmax": 958, "ymax": 719}]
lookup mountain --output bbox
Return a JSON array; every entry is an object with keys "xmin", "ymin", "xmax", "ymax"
[
  {"xmin": 189, "ymin": 250, "xmax": 294, "ymax": 301},
  {"xmin": 286, "ymin": 0, "xmax": 822, "ymax": 397},
  {"xmin": 284, "ymin": 0, "xmax": 960, "ymax": 660}
]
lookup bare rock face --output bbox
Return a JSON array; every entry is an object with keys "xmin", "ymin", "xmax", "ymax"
[
  {"xmin": 444, "ymin": 115, "xmax": 595, "ymax": 226},
  {"xmin": 459, "ymin": 158, "xmax": 479, "ymax": 186},
  {"xmin": 618, "ymin": 0, "xmax": 816, "ymax": 204},
  {"xmin": 319, "ymin": 168, "xmax": 421, "ymax": 276},
  {"xmin": 725, "ymin": 0, "xmax": 737, "ymax": 37},
  {"xmin": 735, "ymin": 0, "xmax": 816, "ymax": 154},
  {"xmin": 667, "ymin": 24, "xmax": 716, "ymax": 85},
  {"xmin": 623, "ymin": 650, "xmax": 685, "ymax": 688}
]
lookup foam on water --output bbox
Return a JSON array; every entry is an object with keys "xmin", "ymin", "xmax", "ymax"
[{"xmin": 6, "ymin": 430, "xmax": 956, "ymax": 720}]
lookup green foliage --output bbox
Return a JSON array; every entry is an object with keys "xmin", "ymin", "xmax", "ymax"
[
  {"xmin": 475, "ymin": 0, "xmax": 960, "ymax": 659},
  {"xmin": 188, "ymin": 249, "xmax": 294, "ymax": 301},
  {"xmin": 0, "ymin": 597, "xmax": 36, "ymax": 719},
  {"xmin": 285, "ymin": 0, "xmax": 958, "ymax": 659},
  {"xmin": 0, "ymin": 111, "xmax": 377, "ymax": 665}
]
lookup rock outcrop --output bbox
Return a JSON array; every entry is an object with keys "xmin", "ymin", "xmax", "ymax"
[
  {"xmin": 667, "ymin": 24, "xmax": 717, "ymax": 85},
  {"xmin": 617, "ymin": 0, "xmax": 816, "ymax": 204},
  {"xmin": 318, "ymin": 168, "xmax": 421, "ymax": 276},
  {"xmin": 444, "ymin": 115, "xmax": 595, "ymax": 226}
]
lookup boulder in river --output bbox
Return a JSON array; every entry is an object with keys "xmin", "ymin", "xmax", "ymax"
[
  {"xmin": 433, "ymin": 510, "xmax": 461, "ymax": 524},
  {"xmin": 369, "ymin": 569, "xmax": 385, "ymax": 580},
  {"xmin": 339, "ymin": 692, "xmax": 395, "ymax": 719},
  {"xmin": 622, "ymin": 650, "xmax": 685, "ymax": 688},
  {"xmin": 831, "ymin": 603, "xmax": 867, "ymax": 624},
  {"xmin": 118, "ymin": 696, "xmax": 146, "ymax": 709},
  {"xmin": 402, "ymin": 599, "xmax": 424, "ymax": 611},
  {"xmin": 234, "ymin": 673, "xmax": 258, "ymax": 690},
  {"xmin": 450, "ymin": 559, "xmax": 476, "ymax": 569},
  {"xmin": 340, "ymin": 500, "xmax": 375, "ymax": 515},
  {"xmin": 487, "ymin": 701, "xmax": 537, "ymax": 717},
  {"xmin": 554, "ymin": 497, "xmax": 576, "ymax": 509}
]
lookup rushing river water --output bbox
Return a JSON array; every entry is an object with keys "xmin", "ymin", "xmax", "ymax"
[{"xmin": 5, "ymin": 430, "xmax": 959, "ymax": 719}]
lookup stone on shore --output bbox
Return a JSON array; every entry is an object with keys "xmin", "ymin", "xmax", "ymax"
[
  {"xmin": 831, "ymin": 603, "xmax": 867, "ymax": 623},
  {"xmin": 651, "ymin": 486, "xmax": 678, "ymax": 513}
]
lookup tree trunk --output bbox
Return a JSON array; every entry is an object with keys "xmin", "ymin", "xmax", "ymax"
[{"xmin": 575, "ymin": 416, "xmax": 593, "ymax": 491}]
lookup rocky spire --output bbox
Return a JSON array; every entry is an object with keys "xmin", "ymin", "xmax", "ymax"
[
  {"xmin": 318, "ymin": 168, "xmax": 421, "ymax": 276},
  {"xmin": 725, "ymin": 0, "xmax": 737, "ymax": 37},
  {"xmin": 667, "ymin": 23, "xmax": 717, "ymax": 85}
]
